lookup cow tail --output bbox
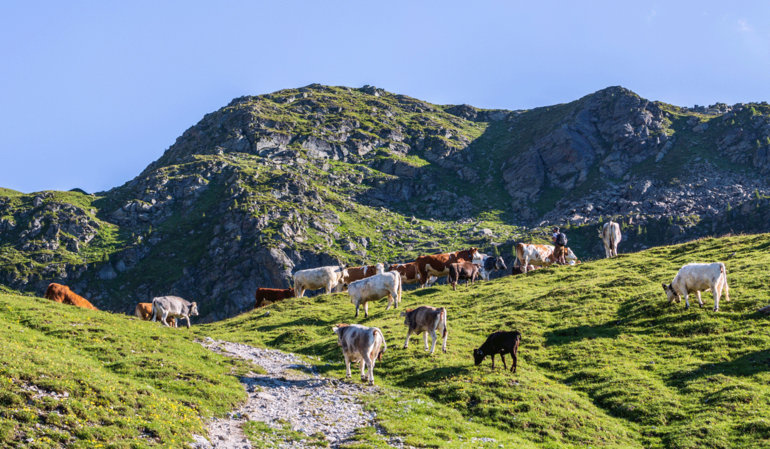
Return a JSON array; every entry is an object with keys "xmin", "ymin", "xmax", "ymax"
[
  {"xmin": 151, "ymin": 299, "xmax": 158, "ymax": 322},
  {"xmin": 373, "ymin": 328, "xmax": 386, "ymax": 360},
  {"xmin": 441, "ymin": 308, "xmax": 448, "ymax": 339},
  {"xmin": 514, "ymin": 244, "xmax": 522, "ymax": 268}
]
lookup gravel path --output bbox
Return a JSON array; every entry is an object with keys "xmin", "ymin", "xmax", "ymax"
[{"xmin": 189, "ymin": 338, "xmax": 398, "ymax": 449}]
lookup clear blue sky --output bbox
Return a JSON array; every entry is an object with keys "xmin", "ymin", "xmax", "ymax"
[{"xmin": 2, "ymin": 1, "xmax": 769, "ymax": 194}]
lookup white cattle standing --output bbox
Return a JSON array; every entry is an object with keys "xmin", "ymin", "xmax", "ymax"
[
  {"xmin": 151, "ymin": 296, "xmax": 199, "ymax": 329},
  {"xmin": 293, "ymin": 265, "xmax": 349, "ymax": 298},
  {"xmin": 662, "ymin": 262, "xmax": 731, "ymax": 311},
  {"xmin": 332, "ymin": 323, "xmax": 387, "ymax": 385},
  {"xmin": 347, "ymin": 271, "xmax": 402, "ymax": 318},
  {"xmin": 600, "ymin": 220, "xmax": 622, "ymax": 258}
]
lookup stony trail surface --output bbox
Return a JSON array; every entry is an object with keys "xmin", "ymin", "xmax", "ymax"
[{"xmin": 190, "ymin": 338, "xmax": 404, "ymax": 449}]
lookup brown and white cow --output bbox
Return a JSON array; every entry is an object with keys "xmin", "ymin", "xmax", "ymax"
[
  {"xmin": 44, "ymin": 283, "xmax": 98, "ymax": 310},
  {"xmin": 600, "ymin": 220, "xmax": 622, "ymax": 258},
  {"xmin": 135, "ymin": 302, "xmax": 176, "ymax": 326},
  {"xmin": 347, "ymin": 271, "xmax": 402, "ymax": 318},
  {"xmin": 332, "ymin": 323, "xmax": 387, "ymax": 385},
  {"xmin": 514, "ymin": 244, "xmax": 578, "ymax": 273},
  {"xmin": 388, "ymin": 262, "xmax": 438, "ymax": 287},
  {"xmin": 343, "ymin": 264, "xmax": 382, "ymax": 286},
  {"xmin": 447, "ymin": 262, "xmax": 480, "ymax": 291},
  {"xmin": 415, "ymin": 247, "xmax": 478, "ymax": 288},
  {"xmin": 400, "ymin": 306, "xmax": 448, "ymax": 354},
  {"xmin": 254, "ymin": 288, "xmax": 295, "ymax": 308}
]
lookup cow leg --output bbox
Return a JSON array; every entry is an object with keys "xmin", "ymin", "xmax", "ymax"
[
  {"xmin": 512, "ymin": 350, "xmax": 518, "ymax": 373},
  {"xmin": 403, "ymin": 329, "xmax": 412, "ymax": 349},
  {"xmin": 361, "ymin": 353, "xmax": 375, "ymax": 385},
  {"xmin": 355, "ymin": 302, "xmax": 360, "ymax": 318},
  {"xmin": 428, "ymin": 330, "xmax": 438, "ymax": 354},
  {"xmin": 423, "ymin": 331, "xmax": 429, "ymax": 351},
  {"xmin": 161, "ymin": 311, "xmax": 171, "ymax": 327},
  {"xmin": 695, "ymin": 291, "xmax": 704, "ymax": 308},
  {"xmin": 711, "ymin": 284, "xmax": 721, "ymax": 312},
  {"xmin": 344, "ymin": 354, "xmax": 352, "ymax": 378},
  {"xmin": 385, "ymin": 292, "xmax": 393, "ymax": 310},
  {"xmin": 722, "ymin": 275, "xmax": 731, "ymax": 302},
  {"xmin": 360, "ymin": 359, "xmax": 367, "ymax": 381},
  {"xmin": 523, "ymin": 257, "xmax": 529, "ymax": 274},
  {"xmin": 490, "ymin": 354, "xmax": 495, "ymax": 369},
  {"xmin": 184, "ymin": 315, "xmax": 191, "ymax": 329},
  {"xmin": 683, "ymin": 292, "xmax": 690, "ymax": 310},
  {"xmin": 500, "ymin": 354, "xmax": 508, "ymax": 371},
  {"xmin": 440, "ymin": 321, "xmax": 448, "ymax": 354},
  {"xmin": 364, "ymin": 302, "xmax": 369, "ymax": 318}
]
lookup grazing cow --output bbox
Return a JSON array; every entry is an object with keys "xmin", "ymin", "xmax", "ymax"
[
  {"xmin": 135, "ymin": 302, "xmax": 176, "ymax": 327},
  {"xmin": 347, "ymin": 271, "xmax": 402, "ymax": 318},
  {"xmin": 293, "ymin": 265, "xmax": 349, "ymax": 298},
  {"xmin": 151, "ymin": 296, "xmax": 199, "ymax": 329},
  {"xmin": 600, "ymin": 220, "xmax": 622, "ymax": 258},
  {"xmin": 447, "ymin": 262, "xmax": 480, "ymax": 291},
  {"xmin": 332, "ymin": 323, "xmax": 387, "ymax": 385},
  {"xmin": 44, "ymin": 283, "xmax": 98, "ymax": 311},
  {"xmin": 400, "ymin": 306, "xmax": 448, "ymax": 354},
  {"xmin": 471, "ymin": 253, "xmax": 508, "ymax": 281},
  {"xmin": 473, "ymin": 331, "xmax": 522, "ymax": 373},
  {"xmin": 388, "ymin": 262, "xmax": 438, "ymax": 287},
  {"xmin": 662, "ymin": 262, "xmax": 730, "ymax": 312},
  {"xmin": 254, "ymin": 288, "xmax": 295, "ymax": 308},
  {"xmin": 514, "ymin": 244, "xmax": 578, "ymax": 273},
  {"xmin": 415, "ymin": 247, "xmax": 478, "ymax": 288},
  {"xmin": 512, "ymin": 264, "xmax": 540, "ymax": 275}
]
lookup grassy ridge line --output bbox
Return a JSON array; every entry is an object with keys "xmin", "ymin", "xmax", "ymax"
[
  {"xmin": 199, "ymin": 234, "xmax": 770, "ymax": 448},
  {"xmin": 0, "ymin": 295, "xmax": 253, "ymax": 448}
]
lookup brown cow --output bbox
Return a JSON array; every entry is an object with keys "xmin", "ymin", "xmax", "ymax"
[
  {"xmin": 388, "ymin": 263, "xmax": 438, "ymax": 287},
  {"xmin": 343, "ymin": 265, "xmax": 381, "ymax": 286},
  {"xmin": 254, "ymin": 288, "xmax": 295, "ymax": 308},
  {"xmin": 415, "ymin": 247, "xmax": 478, "ymax": 288},
  {"xmin": 44, "ymin": 283, "xmax": 98, "ymax": 310},
  {"xmin": 135, "ymin": 303, "xmax": 176, "ymax": 327},
  {"xmin": 447, "ymin": 262, "xmax": 480, "ymax": 291}
]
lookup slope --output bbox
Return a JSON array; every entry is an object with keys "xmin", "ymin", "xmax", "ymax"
[{"xmin": 199, "ymin": 233, "xmax": 770, "ymax": 448}]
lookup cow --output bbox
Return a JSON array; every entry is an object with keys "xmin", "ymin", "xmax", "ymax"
[
  {"xmin": 44, "ymin": 283, "xmax": 98, "ymax": 310},
  {"xmin": 400, "ymin": 306, "xmax": 448, "ymax": 354},
  {"xmin": 471, "ymin": 253, "xmax": 508, "ymax": 281},
  {"xmin": 415, "ymin": 247, "xmax": 478, "ymax": 288},
  {"xmin": 135, "ymin": 302, "xmax": 176, "ymax": 327},
  {"xmin": 254, "ymin": 288, "xmax": 295, "ymax": 308},
  {"xmin": 388, "ymin": 262, "xmax": 438, "ymax": 287},
  {"xmin": 662, "ymin": 262, "xmax": 730, "ymax": 312},
  {"xmin": 332, "ymin": 323, "xmax": 387, "ymax": 385},
  {"xmin": 600, "ymin": 220, "xmax": 622, "ymax": 258},
  {"xmin": 347, "ymin": 271, "xmax": 402, "ymax": 318},
  {"xmin": 151, "ymin": 296, "xmax": 199, "ymax": 329},
  {"xmin": 473, "ymin": 331, "xmax": 522, "ymax": 373},
  {"xmin": 513, "ymin": 244, "xmax": 578, "ymax": 273},
  {"xmin": 512, "ymin": 264, "xmax": 540, "ymax": 275},
  {"xmin": 343, "ymin": 264, "xmax": 382, "ymax": 286},
  {"xmin": 293, "ymin": 265, "xmax": 349, "ymax": 298},
  {"xmin": 447, "ymin": 262, "xmax": 480, "ymax": 291}
]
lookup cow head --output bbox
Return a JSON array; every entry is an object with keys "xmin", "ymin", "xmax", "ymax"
[
  {"xmin": 190, "ymin": 302, "xmax": 199, "ymax": 316},
  {"xmin": 472, "ymin": 348, "xmax": 486, "ymax": 366},
  {"xmin": 400, "ymin": 309, "xmax": 414, "ymax": 327},
  {"xmin": 662, "ymin": 283, "xmax": 679, "ymax": 302},
  {"xmin": 494, "ymin": 257, "xmax": 507, "ymax": 271},
  {"xmin": 374, "ymin": 263, "xmax": 385, "ymax": 274},
  {"xmin": 332, "ymin": 324, "xmax": 349, "ymax": 345}
]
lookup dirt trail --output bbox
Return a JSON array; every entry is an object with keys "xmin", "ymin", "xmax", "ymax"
[{"xmin": 189, "ymin": 338, "xmax": 403, "ymax": 449}]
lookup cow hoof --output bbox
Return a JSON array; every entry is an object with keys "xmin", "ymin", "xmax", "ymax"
[
  {"xmin": 368, "ymin": 380, "xmax": 374, "ymax": 386},
  {"xmin": 442, "ymin": 349, "xmax": 447, "ymax": 354},
  {"xmin": 685, "ymin": 305, "xmax": 690, "ymax": 310},
  {"xmin": 698, "ymin": 304, "xmax": 703, "ymax": 308},
  {"xmin": 714, "ymin": 307, "xmax": 719, "ymax": 312},
  {"xmin": 403, "ymin": 345, "xmax": 408, "ymax": 350}
]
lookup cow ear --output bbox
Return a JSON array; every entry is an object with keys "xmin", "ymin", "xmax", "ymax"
[
  {"xmin": 332, "ymin": 326, "xmax": 340, "ymax": 333},
  {"xmin": 661, "ymin": 283, "xmax": 667, "ymax": 290}
]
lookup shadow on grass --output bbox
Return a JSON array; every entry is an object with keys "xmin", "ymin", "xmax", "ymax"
[
  {"xmin": 544, "ymin": 323, "xmax": 622, "ymax": 346},
  {"xmin": 395, "ymin": 365, "xmax": 472, "ymax": 388},
  {"xmin": 668, "ymin": 349, "xmax": 770, "ymax": 384}
]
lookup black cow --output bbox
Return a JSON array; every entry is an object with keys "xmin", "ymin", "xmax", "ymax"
[{"xmin": 472, "ymin": 331, "xmax": 522, "ymax": 373}]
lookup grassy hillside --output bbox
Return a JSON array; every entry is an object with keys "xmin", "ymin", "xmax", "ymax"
[
  {"xmin": 199, "ymin": 233, "xmax": 770, "ymax": 448},
  {"xmin": 0, "ymin": 294, "xmax": 254, "ymax": 448}
]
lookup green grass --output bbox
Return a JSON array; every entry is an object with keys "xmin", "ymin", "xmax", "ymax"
[
  {"xmin": 0, "ymin": 294, "xmax": 255, "ymax": 448},
  {"xmin": 198, "ymin": 233, "xmax": 770, "ymax": 448}
]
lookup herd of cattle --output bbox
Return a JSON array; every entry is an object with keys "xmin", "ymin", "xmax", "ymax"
[{"xmin": 39, "ymin": 219, "xmax": 733, "ymax": 385}]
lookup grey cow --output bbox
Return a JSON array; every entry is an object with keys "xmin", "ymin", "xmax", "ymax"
[{"xmin": 151, "ymin": 296, "xmax": 199, "ymax": 329}]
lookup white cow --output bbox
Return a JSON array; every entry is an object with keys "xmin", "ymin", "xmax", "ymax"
[
  {"xmin": 293, "ymin": 265, "xmax": 349, "ymax": 298},
  {"xmin": 347, "ymin": 271, "xmax": 402, "ymax": 318},
  {"xmin": 514, "ymin": 243, "xmax": 578, "ymax": 273},
  {"xmin": 151, "ymin": 296, "xmax": 199, "ymax": 329},
  {"xmin": 600, "ymin": 220, "xmax": 622, "ymax": 258},
  {"xmin": 662, "ymin": 262, "xmax": 731, "ymax": 312},
  {"xmin": 333, "ymin": 323, "xmax": 387, "ymax": 385}
]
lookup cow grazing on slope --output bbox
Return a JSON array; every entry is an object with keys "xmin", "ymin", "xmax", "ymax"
[
  {"xmin": 473, "ymin": 331, "xmax": 522, "ymax": 373},
  {"xmin": 662, "ymin": 262, "xmax": 731, "ymax": 312},
  {"xmin": 388, "ymin": 262, "xmax": 438, "ymax": 287},
  {"xmin": 400, "ymin": 306, "xmax": 448, "ymax": 354},
  {"xmin": 600, "ymin": 220, "xmax": 622, "ymax": 258},
  {"xmin": 293, "ymin": 265, "xmax": 349, "ymax": 298},
  {"xmin": 254, "ymin": 288, "xmax": 295, "ymax": 309},
  {"xmin": 415, "ymin": 247, "xmax": 478, "ymax": 288},
  {"xmin": 347, "ymin": 271, "xmax": 402, "ymax": 318},
  {"xmin": 472, "ymin": 253, "xmax": 508, "ymax": 281},
  {"xmin": 333, "ymin": 323, "xmax": 387, "ymax": 385},
  {"xmin": 44, "ymin": 283, "xmax": 98, "ymax": 310},
  {"xmin": 514, "ymin": 244, "xmax": 578, "ymax": 273},
  {"xmin": 135, "ymin": 302, "xmax": 176, "ymax": 327},
  {"xmin": 447, "ymin": 262, "xmax": 480, "ymax": 291},
  {"xmin": 151, "ymin": 296, "xmax": 199, "ymax": 329}
]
